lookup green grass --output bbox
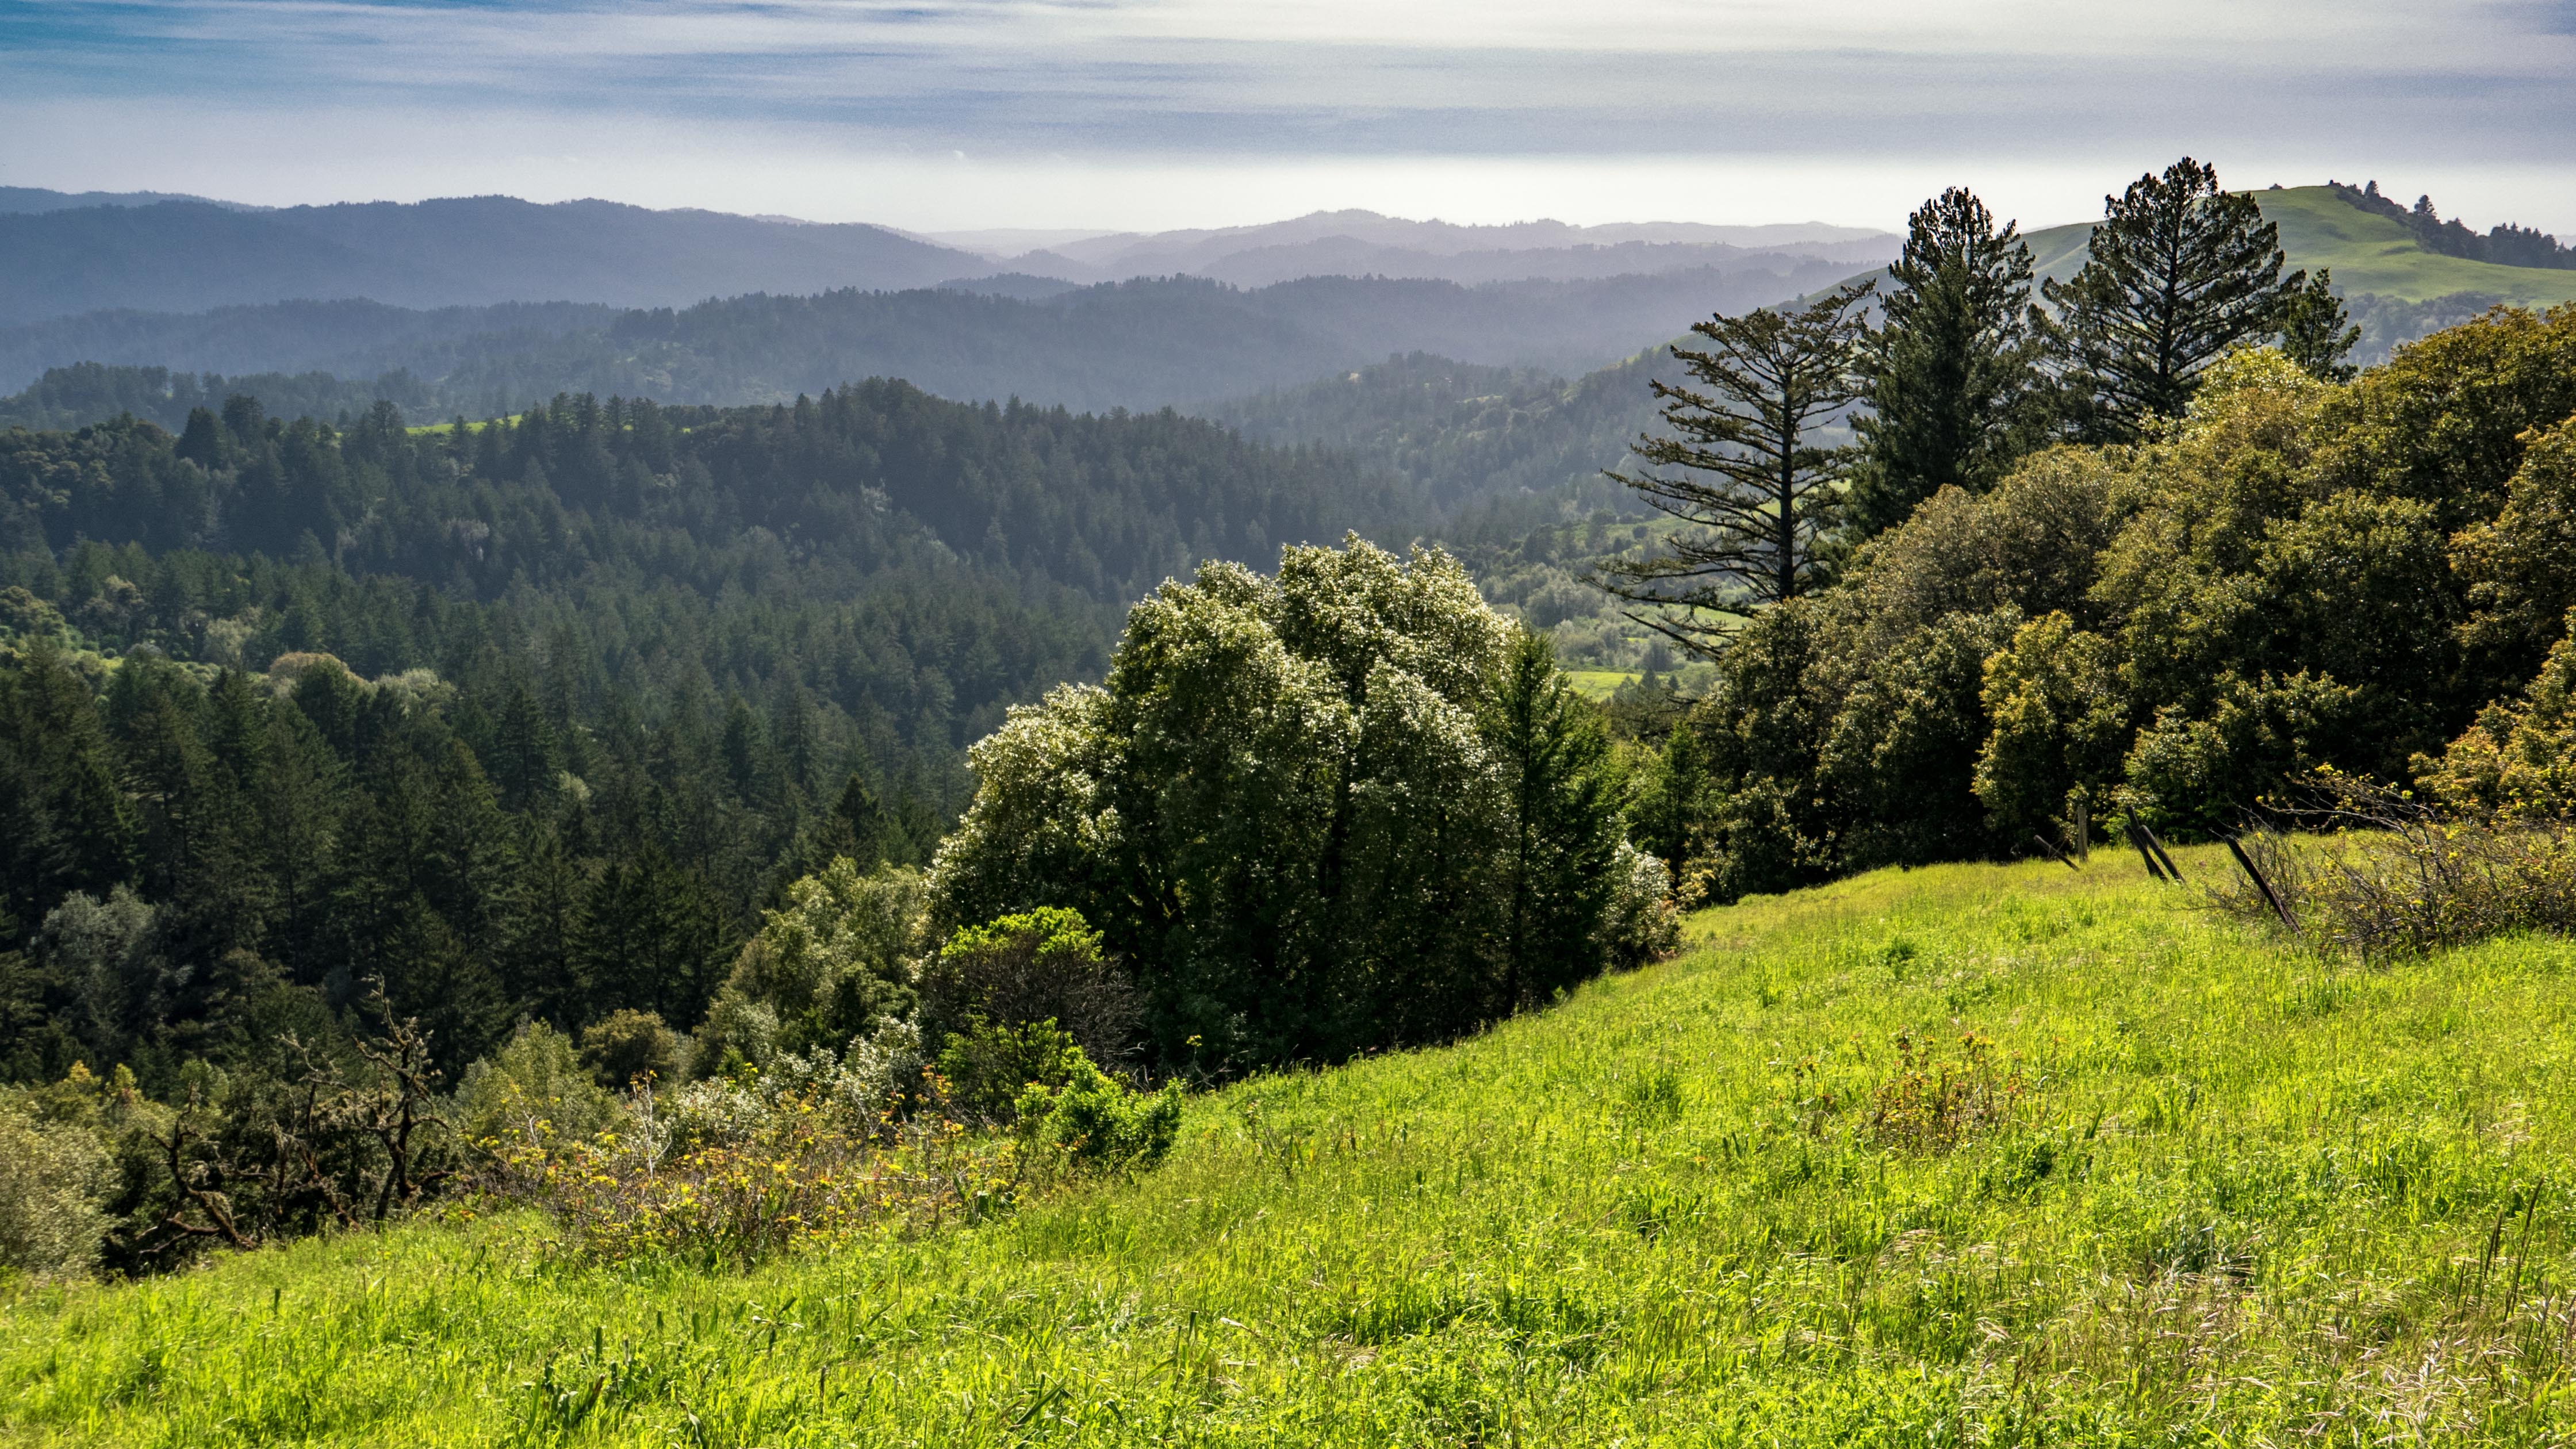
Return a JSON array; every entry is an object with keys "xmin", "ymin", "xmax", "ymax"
[
  {"xmin": 1562, "ymin": 668, "xmax": 1639, "ymax": 700},
  {"xmin": 2018, "ymin": 186, "xmax": 2576, "ymax": 306},
  {"xmin": 10, "ymin": 850, "xmax": 2576, "ymax": 1445}
]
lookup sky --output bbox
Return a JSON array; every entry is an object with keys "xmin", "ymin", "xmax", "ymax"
[{"xmin": 4, "ymin": 0, "xmax": 2574, "ymax": 235}]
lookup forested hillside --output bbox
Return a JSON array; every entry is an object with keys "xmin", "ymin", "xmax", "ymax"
[
  {"xmin": 1203, "ymin": 349, "xmax": 1665, "ymax": 524},
  {"xmin": 0, "ymin": 301, "xmax": 614, "ymax": 410},
  {"xmin": 0, "ymin": 266, "xmax": 1859, "ymax": 419},
  {"xmin": 0, "ymin": 385, "xmax": 1399, "ymax": 1091}
]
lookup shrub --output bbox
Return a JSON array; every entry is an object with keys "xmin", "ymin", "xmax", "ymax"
[
  {"xmin": 456, "ymin": 1021, "xmax": 620, "ymax": 1156},
  {"xmin": 529, "ymin": 1083, "xmax": 1013, "ymax": 1264},
  {"xmin": 920, "ymin": 909, "xmax": 1138, "ymax": 1070},
  {"xmin": 2216, "ymin": 775, "xmax": 2576, "ymax": 957},
  {"xmin": 1973, "ymin": 611, "xmax": 2129, "ymax": 839},
  {"xmin": 1597, "ymin": 842, "xmax": 1681, "ymax": 967},
  {"xmin": 688, "ymin": 992, "xmax": 781, "ymax": 1079},
  {"xmin": 2418, "ymin": 611, "xmax": 2576, "ymax": 819},
  {"xmin": 934, "ymin": 1017, "xmax": 1084, "ymax": 1127},
  {"xmin": 1014, "ymin": 1049, "xmax": 1183, "ymax": 1173},
  {"xmin": 0, "ymin": 1103, "xmax": 114, "ymax": 1281},
  {"xmin": 577, "ymin": 1009, "xmax": 684, "ymax": 1090},
  {"xmin": 718, "ymin": 859, "xmax": 924, "ymax": 1059},
  {"xmin": 1865, "ymin": 1032, "xmax": 2025, "ymax": 1153}
]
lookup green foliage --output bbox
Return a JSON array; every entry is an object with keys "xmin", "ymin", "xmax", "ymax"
[
  {"xmin": 2042, "ymin": 157, "xmax": 2303, "ymax": 439},
  {"xmin": 22, "ymin": 858, "xmax": 2576, "ymax": 1442},
  {"xmin": 454, "ymin": 1021, "xmax": 619, "ymax": 1155},
  {"xmin": 2452, "ymin": 415, "xmax": 2576, "ymax": 685},
  {"xmin": 933, "ymin": 538, "xmax": 1636, "ymax": 1069},
  {"xmin": 715, "ymin": 859, "xmax": 924, "ymax": 1061},
  {"xmin": 1013, "ymin": 1045, "xmax": 1182, "ymax": 1172},
  {"xmin": 920, "ymin": 908, "xmax": 1134, "ymax": 1068},
  {"xmin": 2420, "ymin": 612, "xmax": 2576, "ymax": 819},
  {"xmin": 1655, "ymin": 308, "xmax": 2576, "ymax": 899},
  {"xmin": 0, "ymin": 1097, "xmax": 113, "ymax": 1282},
  {"xmin": 0, "ymin": 376, "xmax": 1407, "ymax": 1089},
  {"xmin": 1490, "ymin": 630, "xmax": 1623, "ymax": 1005},
  {"xmin": 577, "ymin": 1010, "xmax": 684, "ymax": 1091},
  {"xmin": 2278, "ymin": 269, "xmax": 2361, "ymax": 382},
  {"xmin": 934, "ymin": 1017, "xmax": 1083, "ymax": 1126},
  {"xmin": 1972, "ymin": 612, "xmax": 2128, "ymax": 840},
  {"xmin": 1849, "ymin": 187, "xmax": 2046, "ymax": 534},
  {"xmin": 1601, "ymin": 281, "xmax": 1874, "ymax": 633}
]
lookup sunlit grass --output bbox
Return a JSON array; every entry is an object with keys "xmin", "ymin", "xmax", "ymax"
[
  {"xmin": 1562, "ymin": 668, "xmax": 1639, "ymax": 700},
  {"xmin": 8, "ymin": 848, "xmax": 2576, "ymax": 1445}
]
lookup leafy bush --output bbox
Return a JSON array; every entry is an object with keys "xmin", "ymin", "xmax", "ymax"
[
  {"xmin": 0, "ymin": 1102, "xmax": 114, "ymax": 1281},
  {"xmin": 2217, "ymin": 777, "xmax": 2576, "ymax": 958},
  {"xmin": 919, "ymin": 909, "xmax": 1138, "ymax": 1071},
  {"xmin": 455, "ymin": 1021, "xmax": 619, "ymax": 1156},
  {"xmin": 712, "ymin": 860, "xmax": 925, "ymax": 1061},
  {"xmin": 1013, "ymin": 1047, "xmax": 1183, "ymax": 1173},
  {"xmin": 1597, "ymin": 842, "xmax": 1681, "ymax": 967},
  {"xmin": 576, "ymin": 1009, "xmax": 684, "ymax": 1090},
  {"xmin": 2420, "ymin": 611, "xmax": 2576, "ymax": 819},
  {"xmin": 934, "ymin": 1017, "xmax": 1086, "ymax": 1127}
]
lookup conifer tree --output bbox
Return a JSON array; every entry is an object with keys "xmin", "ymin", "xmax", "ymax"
[
  {"xmin": 2278, "ymin": 268, "xmax": 2360, "ymax": 382},
  {"xmin": 1598, "ymin": 279, "xmax": 1874, "ymax": 647},
  {"xmin": 1490, "ymin": 630, "xmax": 1619, "ymax": 1010},
  {"xmin": 1849, "ymin": 188, "xmax": 2044, "ymax": 535},
  {"xmin": 2042, "ymin": 157, "xmax": 2303, "ymax": 440}
]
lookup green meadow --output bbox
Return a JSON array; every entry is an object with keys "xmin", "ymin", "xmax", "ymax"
[
  {"xmin": 2018, "ymin": 186, "xmax": 2576, "ymax": 307},
  {"xmin": 8, "ymin": 848, "xmax": 2576, "ymax": 1446}
]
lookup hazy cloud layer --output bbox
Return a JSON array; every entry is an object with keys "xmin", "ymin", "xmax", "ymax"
[{"xmin": 5, "ymin": 0, "xmax": 2572, "ymax": 229}]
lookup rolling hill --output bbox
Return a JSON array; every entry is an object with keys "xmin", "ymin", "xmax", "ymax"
[
  {"xmin": 0, "ymin": 263, "xmax": 1856, "ymax": 417},
  {"xmin": 2012, "ymin": 185, "xmax": 2576, "ymax": 308},
  {"xmin": 8, "ymin": 853, "xmax": 2573, "ymax": 1442},
  {"xmin": 0, "ymin": 197, "xmax": 986, "ymax": 325},
  {"xmin": 937, "ymin": 209, "xmax": 1899, "ymax": 288}
]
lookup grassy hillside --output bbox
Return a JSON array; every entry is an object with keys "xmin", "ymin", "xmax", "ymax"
[
  {"xmin": 2017, "ymin": 186, "xmax": 2576, "ymax": 307},
  {"xmin": 10, "ymin": 852, "xmax": 2576, "ymax": 1444},
  {"xmin": 2259, "ymin": 187, "xmax": 2576, "ymax": 306}
]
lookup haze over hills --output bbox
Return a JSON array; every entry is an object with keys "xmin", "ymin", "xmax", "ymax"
[
  {"xmin": 0, "ymin": 263, "xmax": 1862, "ymax": 415},
  {"xmin": 0, "ymin": 185, "xmax": 252, "ymax": 214},
  {"xmin": 0, "ymin": 194, "xmax": 987, "ymax": 324},
  {"xmin": 9, "ymin": 179, "xmax": 2575, "ymax": 515},
  {"xmin": 935, "ymin": 209, "xmax": 1900, "ymax": 288}
]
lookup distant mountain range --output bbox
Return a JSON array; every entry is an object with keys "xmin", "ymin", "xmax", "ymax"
[
  {"xmin": 929, "ymin": 210, "xmax": 1899, "ymax": 288},
  {"xmin": 0, "ymin": 189, "xmax": 1901, "ymax": 328},
  {"xmin": 0, "ymin": 194, "xmax": 986, "ymax": 324}
]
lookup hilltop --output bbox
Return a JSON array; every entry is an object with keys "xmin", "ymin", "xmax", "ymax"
[
  {"xmin": 7, "ymin": 853, "xmax": 2573, "ymax": 1442},
  {"xmin": 2014, "ymin": 184, "xmax": 2576, "ymax": 308}
]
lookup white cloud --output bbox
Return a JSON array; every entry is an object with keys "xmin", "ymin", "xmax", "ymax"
[{"xmin": 2, "ymin": 0, "xmax": 2571, "ymax": 229}]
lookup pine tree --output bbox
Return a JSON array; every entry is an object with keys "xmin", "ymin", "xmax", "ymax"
[
  {"xmin": 2278, "ymin": 269, "xmax": 2361, "ymax": 382},
  {"xmin": 2041, "ymin": 157, "xmax": 2303, "ymax": 440},
  {"xmin": 1597, "ymin": 279, "xmax": 1874, "ymax": 647},
  {"xmin": 1490, "ymin": 631, "xmax": 1619, "ymax": 1009},
  {"xmin": 1849, "ymin": 188, "xmax": 2044, "ymax": 535}
]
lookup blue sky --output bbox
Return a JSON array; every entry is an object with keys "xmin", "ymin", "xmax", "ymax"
[{"xmin": 5, "ymin": 0, "xmax": 2573, "ymax": 232}]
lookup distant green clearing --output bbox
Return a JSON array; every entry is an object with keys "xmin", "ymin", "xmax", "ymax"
[
  {"xmin": 2019, "ymin": 186, "xmax": 2576, "ymax": 306},
  {"xmin": 1563, "ymin": 668, "xmax": 1639, "ymax": 699},
  {"xmin": 7, "ymin": 851, "xmax": 2575, "ymax": 1443}
]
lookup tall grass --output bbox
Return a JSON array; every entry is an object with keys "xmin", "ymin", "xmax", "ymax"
[{"xmin": 9, "ymin": 850, "xmax": 2576, "ymax": 1445}]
